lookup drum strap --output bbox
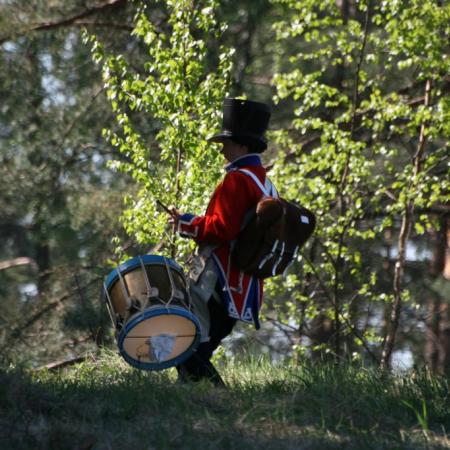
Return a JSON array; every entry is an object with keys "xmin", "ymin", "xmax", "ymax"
[{"xmin": 237, "ymin": 168, "xmax": 279, "ymax": 198}]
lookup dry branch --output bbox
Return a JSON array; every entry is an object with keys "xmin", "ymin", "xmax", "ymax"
[
  {"xmin": 38, "ymin": 355, "xmax": 89, "ymax": 371},
  {"xmin": 6, "ymin": 277, "xmax": 101, "ymax": 345},
  {"xmin": 0, "ymin": 257, "xmax": 38, "ymax": 272},
  {"xmin": 0, "ymin": 0, "xmax": 128, "ymax": 45}
]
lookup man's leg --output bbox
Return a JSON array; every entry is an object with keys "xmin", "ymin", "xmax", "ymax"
[{"xmin": 176, "ymin": 291, "xmax": 236, "ymax": 385}]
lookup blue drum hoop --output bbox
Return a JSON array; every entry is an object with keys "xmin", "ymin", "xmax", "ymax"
[
  {"xmin": 104, "ymin": 254, "xmax": 184, "ymax": 292},
  {"xmin": 118, "ymin": 305, "xmax": 201, "ymax": 371}
]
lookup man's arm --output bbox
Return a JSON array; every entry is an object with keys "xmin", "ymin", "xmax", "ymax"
[{"xmin": 177, "ymin": 171, "xmax": 260, "ymax": 244}]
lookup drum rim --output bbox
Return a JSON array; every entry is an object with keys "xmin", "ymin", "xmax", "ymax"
[
  {"xmin": 104, "ymin": 254, "xmax": 184, "ymax": 291},
  {"xmin": 117, "ymin": 305, "xmax": 201, "ymax": 371}
]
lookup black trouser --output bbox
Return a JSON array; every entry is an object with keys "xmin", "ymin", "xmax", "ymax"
[{"xmin": 176, "ymin": 290, "xmax": 236, "ymax": 385}]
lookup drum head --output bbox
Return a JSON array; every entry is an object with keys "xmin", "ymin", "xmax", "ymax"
[{"xmin": 117, "ymin": 305, "xmax": 201, "ymax": 371}]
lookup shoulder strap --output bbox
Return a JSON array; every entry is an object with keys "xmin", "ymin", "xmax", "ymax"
[
  {"xmin": 265, "ymin": 178, "xmax": 278, "ymax": 198},
  {"xmin": 237, "ymin": 168, "xmax": 278, "ymax": 198}
]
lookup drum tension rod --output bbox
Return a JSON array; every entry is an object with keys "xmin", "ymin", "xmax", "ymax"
[
  {"xmin": 139, "ymin": 256, "xmax": 159, "ymax": 305},
  {"xmin": 163, "ymin": 256, "xmax": 184, "ymax": 304},
  {"xmin": 116, "ymin": 267, "xmax": 132, "ymax": 313},
  {"xmin": 103, "ymin": 282, "xmax": 117, "ymax": 328}
]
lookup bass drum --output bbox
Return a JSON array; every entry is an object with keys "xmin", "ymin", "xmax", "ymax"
[{"xmin": 103, "ymin": 255, "xmax": 201, "ymax": 371}]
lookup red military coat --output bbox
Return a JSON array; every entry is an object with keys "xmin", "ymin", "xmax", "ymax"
[{"xmin": 177, "ymin": 153, "xmax": 277, "ymax": 328}]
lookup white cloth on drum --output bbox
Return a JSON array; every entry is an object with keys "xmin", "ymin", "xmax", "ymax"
[{"xmin": 147, "ymin": 334, "xmax": 176, "ymax": 362}]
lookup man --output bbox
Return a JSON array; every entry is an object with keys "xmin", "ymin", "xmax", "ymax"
[{"xmin": 171, "ymin": 98, "xmax": 276, "ymax": 385}]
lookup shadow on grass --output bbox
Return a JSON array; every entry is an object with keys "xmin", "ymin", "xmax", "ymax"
[{"xmin": 1, "ymin": 357, "xmax": 449, "ymax": 450}]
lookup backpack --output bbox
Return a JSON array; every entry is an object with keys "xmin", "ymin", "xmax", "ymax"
[{"xmin": 231, "ymin": 169, "xmax": 316, "ymax": 279}]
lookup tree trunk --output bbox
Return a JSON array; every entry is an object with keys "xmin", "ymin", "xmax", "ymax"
[
  {"xmin": 35, "ymin": 230, "xmax": 51, "ymax": 295},
  {"xmin": 438, "ymin": 215, "xmax": 450, "ymax": 372},
  {"xmin": 424, "ymin": 217, "xmax": 446, "ymax": 371},
  {"xmin": 310, "ymin": 312, "xmax": 334, "ymax": 360},
  {"xmin": 442, "ymin": 217, "xmax": 450, "ymax": 372},
  {"xmin": 438, "ymin": 301, "xmax": 450, "ymax": 373},
  {"xmin": 380, "ymin": 79, "xmax": 432, "ymax": 369}
]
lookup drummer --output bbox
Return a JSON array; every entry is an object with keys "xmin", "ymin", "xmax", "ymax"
[{"xmin": 170, "ymin": 98, "xmax": 275, "ymax": 386}]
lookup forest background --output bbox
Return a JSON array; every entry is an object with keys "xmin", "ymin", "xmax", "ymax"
[{"xmin": 0, "ymin": 0, "xmax": 449, "ymax": 373}]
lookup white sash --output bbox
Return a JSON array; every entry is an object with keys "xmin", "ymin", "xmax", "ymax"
[{"xmin": 237, "ymin": 168, "xmax": 278, "ymax": 198}]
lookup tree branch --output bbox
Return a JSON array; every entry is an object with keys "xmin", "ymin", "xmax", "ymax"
[
  {"xmin": 0, "ymin": 257, "xmax": 38, "ymax": 272},
  {"xmin": 0, "ymin": 0, "xmax": 128, "ymax": 45},
  {"xmin": 5, "ymin": 277, "xmax": 101, "ymax": 347},
  {"xmin": 38, "ymin": 355, "xmax": 89, "ymax": 371},
  {"xmin": 271, "ymin": 78, "xmax": 449, "ymax": 168},
  {"xmin": 57, "ymin": 21, "xmax": 133, "ymax": 31},
  {"xmin": 380, "ymin": 79, "xmax": 433, "ymax": 370}
]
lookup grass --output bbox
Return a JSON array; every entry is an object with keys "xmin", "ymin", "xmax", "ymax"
[{"xmin": 1, "ymin": 350, "xmax": 450, "ymax": 449}]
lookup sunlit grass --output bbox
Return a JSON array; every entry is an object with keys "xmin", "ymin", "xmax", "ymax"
[{"xmin": 1, "ymin": 349, "xmax": 449, "ymax": 449}]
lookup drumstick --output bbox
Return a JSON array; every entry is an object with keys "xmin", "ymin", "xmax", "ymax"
[
  {"xmin": 156, "ymin": 200, "xmax": 178, "ymax": 258},
  {"xmin": 156, "ymin": 199, "xmax": 177, "ymax": 217}
]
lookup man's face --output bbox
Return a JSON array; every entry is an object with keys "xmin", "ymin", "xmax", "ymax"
[{"xmin": 220, "ymin": 139, "xmax": 248, "ymax": 163}]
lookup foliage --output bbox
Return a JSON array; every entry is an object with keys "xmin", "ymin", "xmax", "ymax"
[
  {"xmin": 268, "ymin": 0, "xmax": 450, "ymax": 362},
  {"xmin": 87, "ymin": 0, "xmax": 234, "ymax": 263},
  {"xmin": 0, "ymin": 1, "xmax": 134, "ymax": 364},
  {"xmin": 1, "ymin": 353, "xmax": 450, "ymax": 449}
]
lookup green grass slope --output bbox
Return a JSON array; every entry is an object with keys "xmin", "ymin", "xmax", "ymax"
[{"xmin": 1, "ymin": 351, "xmax": 449, "ymax": 449}]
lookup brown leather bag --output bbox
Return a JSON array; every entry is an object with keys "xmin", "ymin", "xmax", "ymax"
[{"xmin": 231, "ymin": 171, "xmax": 315, "ymax": 278}]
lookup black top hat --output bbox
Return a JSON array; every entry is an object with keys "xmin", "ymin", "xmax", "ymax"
[{"xmin": 208, "ymin": 98, "xmax": 271, "ymax": 152}]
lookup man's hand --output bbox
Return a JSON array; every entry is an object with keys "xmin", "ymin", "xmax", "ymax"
[
  {"xmin": 167, "ymin": 206, "xmax": 180, "ymax": 226},
  {"xmin": 156, "ymin": 199, "xmax": 179, "ymax": 225}
]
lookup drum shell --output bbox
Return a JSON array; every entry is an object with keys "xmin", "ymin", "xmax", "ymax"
[{"xmin": 107, "ymin": 261, "xmax": 189, "ymax": 326}]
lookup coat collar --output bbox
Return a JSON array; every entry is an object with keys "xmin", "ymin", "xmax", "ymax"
[{"xmin": 225, "ymin": 153, "xmax": 262, "ymax": 172}]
